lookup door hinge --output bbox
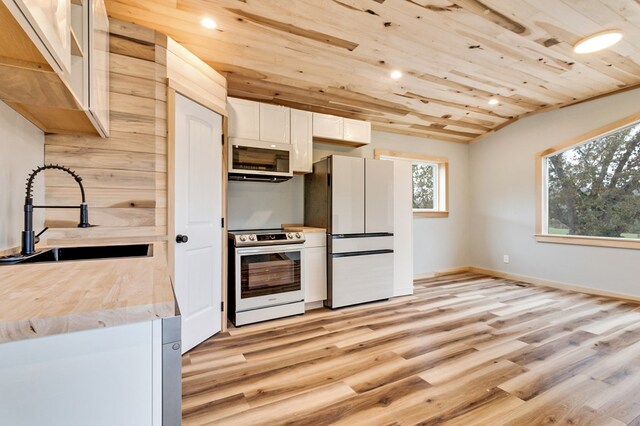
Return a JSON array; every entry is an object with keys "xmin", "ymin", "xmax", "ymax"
[
  {"xmin": 221, "ymin": 301, "xmax": 224, "ymax": 311},
  {"xmin": 221, "ymin": 217, "xmax": 225, "ymax": 228},
  {"xmin": 221, "ymin": 133, "xmax": 225, "ymax": 145}
]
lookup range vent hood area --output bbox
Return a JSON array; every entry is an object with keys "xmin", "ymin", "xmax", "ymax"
[
  {"xmin": 228, "ymin": 174, "xmax": 291, "ymax": 183},
  {"xmin": 228, "ymin": 138, "xmax": 293, "ymax": 183}
]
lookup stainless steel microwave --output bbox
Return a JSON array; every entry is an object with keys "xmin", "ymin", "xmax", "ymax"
[{"xmin": 228, "ymin": 138, "xmax": 292, "ymax": 182}]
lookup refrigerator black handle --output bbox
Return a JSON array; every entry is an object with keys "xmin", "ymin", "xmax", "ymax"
[
  {"xmin": 332, "ymin": 249, "xmax": 394, "ymax": 258},
  {"xmin": 332, "ymin": 233, "xmax": 394, "ymax": 239}
]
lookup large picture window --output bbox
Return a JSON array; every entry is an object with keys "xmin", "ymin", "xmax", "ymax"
[
  {"xmin": 537, "ymin": 114, "xmax": 640, "ymax": 249},
  {"xmin": 375, "ymin": 150, "xmax": 449, "ymax": 217}
]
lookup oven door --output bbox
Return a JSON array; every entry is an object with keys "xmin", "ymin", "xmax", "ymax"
[{"xmin": 235, "ymin": 244, "xmax": 305, "ymax": 311}]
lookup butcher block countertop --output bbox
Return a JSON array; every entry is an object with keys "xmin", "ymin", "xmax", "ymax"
[
  {"xmin": 0, "ymin": 243, "xmax": 176, "ymax": 343},
  {"xmin": 282, "ymin": 224, "xmax": 326, "ymax": 233}
]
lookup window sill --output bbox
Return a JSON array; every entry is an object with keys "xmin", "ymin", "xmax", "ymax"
[
  {"xmin": 414, "ymin": 211, "xmax": 449, "ymax": 218},
  {"xmin": 535, "ymin": 234, "xmax": 640, "ymax": 250}
]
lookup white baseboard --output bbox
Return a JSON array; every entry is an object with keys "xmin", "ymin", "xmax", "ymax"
[
  {"xmin": 468, "ymin": 266, "xmax": 640, "ymax": 303},
  {"xmin": 413, "ymin": 266, "xmax": 471, "ymax": 281}
]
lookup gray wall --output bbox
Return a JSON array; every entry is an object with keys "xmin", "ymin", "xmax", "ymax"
[
  {"xmin": 227, "ymin": 130, "xmax": 471, "ymax": 276},
  {"xmin": 227, "ymin": 176, "xmax": 304, "ymax": 230},
  {"xmin": 0, "ymin": 101, "xmax": 45, "ymax": 251},
  {"xmin": 469, "ymin": 88, "xmax": 640, "ymax": 296}
]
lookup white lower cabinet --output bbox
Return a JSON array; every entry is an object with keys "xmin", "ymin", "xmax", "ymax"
[
  {"xmin": 0, "ymin": 320, "xmax": 162, "ymax": 426},
  {"xmin": 304, "ymin": 233, "xmax": 327, "ymax": 306}
]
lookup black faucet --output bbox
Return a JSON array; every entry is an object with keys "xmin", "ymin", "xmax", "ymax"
[{"xmin": 22, "ymin": 164, "xmax": 91, "ymax": 256}]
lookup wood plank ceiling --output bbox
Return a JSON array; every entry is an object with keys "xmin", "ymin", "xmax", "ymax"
[{"xmin": 106, "ymin": 0, "xmax": 640, "ymax": 143}]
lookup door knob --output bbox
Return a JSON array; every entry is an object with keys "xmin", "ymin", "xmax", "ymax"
[{"xmin": 176, "ymin": 234, "xmax": 189, "ymax": 244}]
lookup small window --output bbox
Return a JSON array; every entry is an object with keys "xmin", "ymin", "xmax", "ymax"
[
  {"xmin": 412, "ymin": 162, "xmax": 438, "ymax": 211},
  {"xmin": 375, "ymin": 150, "xmax": 449, "ymax": 217},
  {"xmin": 536, "ymin": 114, "xmax": 640, "ymax": 249}
]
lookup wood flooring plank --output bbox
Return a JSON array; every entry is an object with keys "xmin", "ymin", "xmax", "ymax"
[{"xmin": 182, "ymin": 273, "xmax": 640, "ymax": 424}]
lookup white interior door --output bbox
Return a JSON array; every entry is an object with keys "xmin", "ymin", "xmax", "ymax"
[{"xmin": 174, "ymin": 93, "xmax": 222, "ymax": 353}]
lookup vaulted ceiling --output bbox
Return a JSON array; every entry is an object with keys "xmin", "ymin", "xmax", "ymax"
[{"xmin": 106, "ymin": 0, "xmax": 640, "ymax": 143}]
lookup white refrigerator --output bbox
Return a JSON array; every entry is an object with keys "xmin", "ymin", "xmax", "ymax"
[{"xmin": 305, "ymin": 155, "xmax": 394, "ymax": 308}]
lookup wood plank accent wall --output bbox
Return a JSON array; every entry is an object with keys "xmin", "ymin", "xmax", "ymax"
[
  {"xmin": 44, "ymin": 19, "xmax": 169, "ymax": 243},
  {"xmin": 43, "ymin": 19, "xmax": 228, "ymax": 247}
]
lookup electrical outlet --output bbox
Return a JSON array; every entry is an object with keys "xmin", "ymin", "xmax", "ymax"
[{"xmin": 503, "ymin": 255, "xmax": 510, "ymax": 264}]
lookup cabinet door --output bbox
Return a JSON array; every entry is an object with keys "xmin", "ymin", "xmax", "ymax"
[
  {"xmin": 290, "ymin": 109, "xmax": 312, "ymax": 173},
  {"xmin": 227, "ymin": 97, "xmax": 260, "ymax": 140},
  {"xmin": 344, "ymin": 118, "xmax": 371, "ymax": 144},
  {"xmin": 313, "ymin": 113, "xmax": 343, "ymax": 140},
  {"xmin": 259, "ymin": 103, "xmax": 290, "ymax": 144},
  {"xmin": 365, "ymin": 159, "xmax": 394, "ymax": 233},
  {"xmin": 88, "ymin": 0, "xmax": 109, "ymax": 136},
  {"xmin": 0, "ymin": 322, "xmax": 155, "ymax": 425},
  {"xmin": 13, "ymin": 0, "xmax": 71, "ymax": 74},
  {"xmin": 305, "ymin": 246, "xmax": 327, "ymax": 303}
]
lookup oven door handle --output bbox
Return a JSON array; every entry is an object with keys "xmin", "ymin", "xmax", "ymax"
[{"xmin": 236, "ymin": 244, "xmax": 304, "ymax": 255}]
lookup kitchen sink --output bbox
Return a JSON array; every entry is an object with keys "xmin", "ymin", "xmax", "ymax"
[{"xmin": 0, "ymin": 244, "xmax": 152, "ymax": 265}]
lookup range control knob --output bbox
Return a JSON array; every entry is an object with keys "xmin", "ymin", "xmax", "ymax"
[
  {"xmin": 295, "ymin": 232, "xmax": 301, "ymax": 239},
  {"xmin": 249, "ymin": 235, "xmax": 256, "ymax": 241},
  {"xmin": 239, "ymin": 235, "xmax": 247, "ymax": 242},
  {"xmin": 287, "ymin": 233, "xmax": 293, "ymax": 238}
]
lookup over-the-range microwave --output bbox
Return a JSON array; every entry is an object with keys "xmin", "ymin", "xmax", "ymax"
[{"xmin": 228, "ymin": 138, "xmax": 292, "ymax": 183}]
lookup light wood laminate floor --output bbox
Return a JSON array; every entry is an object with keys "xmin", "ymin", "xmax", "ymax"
[{"xmin": 182, "ymin": 273, "xmax": 640, "ymax": 425}]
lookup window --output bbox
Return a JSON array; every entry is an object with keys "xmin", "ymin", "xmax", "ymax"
[
  {"xmin": 413, "ymin": 162, "xmax": 438, "ymax": 211},
  {"xmin": 375, "ymin": 150, "xmax": 449, "ymax": 217},
  {"xmin": 536, "ymin": 114, "xmax": 640, "ymax": 249}
]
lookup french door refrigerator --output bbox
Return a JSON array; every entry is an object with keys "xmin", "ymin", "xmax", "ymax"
[{"xmin": 305, "ymin": 155, "xmax": 394, "ymax": 308}]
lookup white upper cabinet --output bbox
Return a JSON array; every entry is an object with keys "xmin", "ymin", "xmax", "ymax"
[
  {"xmin": 259, "ymin": 103, "xmax": 290, "ymax": 144},
  {"xmin": 290, "ymin": 109, "xmax": 312, "ymax": 173},
  {"xmin": 312, "ymin": 113, "xmax": 343, "ymax": 140},
  {"xmin": 228, "ymin": 97, "xmax": 260, "ymax": 140},
  {"xmin": 88, "ymin": 0, "xmax": 109, "ymax": 136},
  {"xmin": 8, "ymin": 0, "xmax": 71, "ymax": 74},
  {"xmin": 65, "ymin": 0, "xmax": 109, "ymax": 137},
  {"xmin": 344, "ymin": 118, "xmax": 371, "ymax": 144},
  {"xmin": 312, "ymin": 113, "xmax": 371, "ymax": 146}
]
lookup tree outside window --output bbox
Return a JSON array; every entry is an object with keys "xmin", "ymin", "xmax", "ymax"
[
  {"xmin": 413, "ymin": 163, "xmax": 438, "ymax": 210},
  {"xmin": 545, "ymin": 120, "xmax": 640, "ymax": 240}
]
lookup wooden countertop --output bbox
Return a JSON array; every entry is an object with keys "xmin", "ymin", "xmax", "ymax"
[
  {"xmin": 0, "ymin": 243, "xmax": 176, "ymax": 343},
  {"xmin": 282, "ymin": 225, "xmax": 327, "ymax": 233}
]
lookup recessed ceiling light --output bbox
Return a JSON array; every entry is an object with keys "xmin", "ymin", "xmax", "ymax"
[
  {"xmin": 574, "ymin": 30, "xmax": 622, "ymax": 54},
  {"xmin": 390, "ymin": 70, "xmax": 402, "ymax": 80},
  {"xmin": 201, "ymin": 17, "xmax": 217, "ymax": 30},
  {"xmin": 488, "ymin": 98, "xmax": 499, "ymax": 105}
]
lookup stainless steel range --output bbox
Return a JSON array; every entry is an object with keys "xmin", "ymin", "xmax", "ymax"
[{"xmin": 228, "ymin": 229, "xmax": 305, "ymax": 326}]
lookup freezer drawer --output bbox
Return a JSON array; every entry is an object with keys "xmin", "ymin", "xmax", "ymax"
[
  {"xmin": 328, "ymin": 251, "xmax": 394, "ymax": 308},
  {"xmin": 330, "ymin": 235, "xmax": 393, "ymax": 254}
]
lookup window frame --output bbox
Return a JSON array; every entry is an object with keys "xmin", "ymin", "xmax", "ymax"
[
  {"xmin": 374, "ymin": 149, "xmax": 449, "ymax": 218},
  {"xmin": 535, "ymin": 112, "xmax": 640, "ymax": 250}
]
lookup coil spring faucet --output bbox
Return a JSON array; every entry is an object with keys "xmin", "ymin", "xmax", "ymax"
[{"xmin": 22, "ymin": 164, "xmax": 91, "ymax": 256}]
